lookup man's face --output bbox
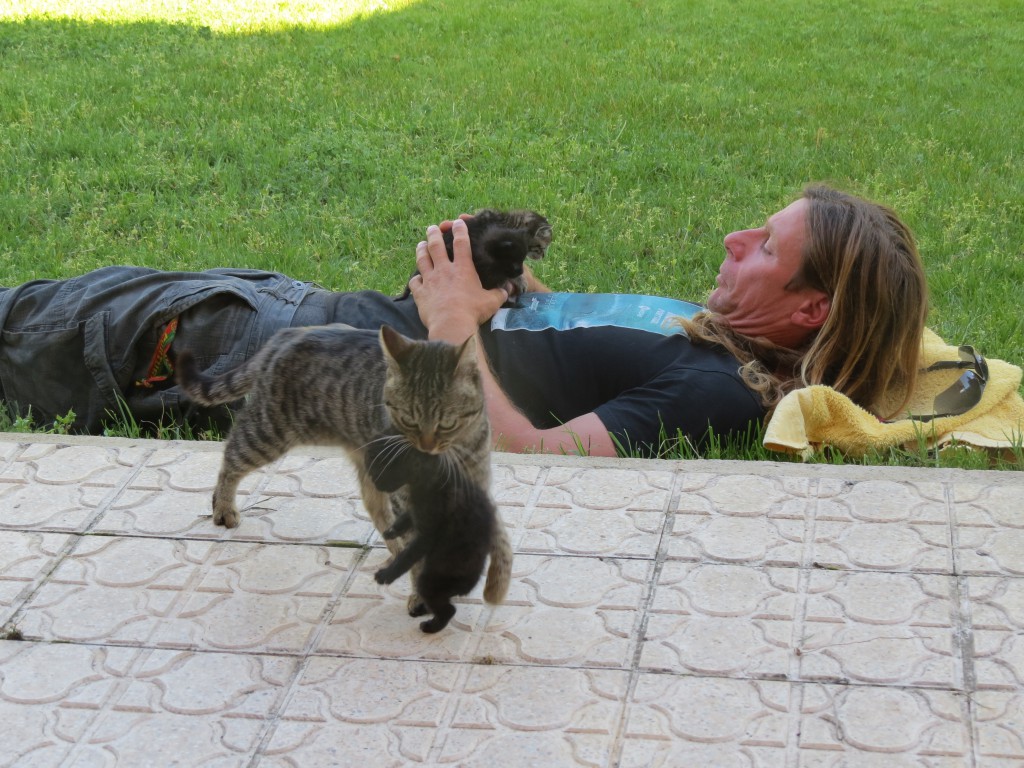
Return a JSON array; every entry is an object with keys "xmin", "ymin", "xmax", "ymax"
[{"xmin": 707, "ymin": 197, "xmax": 825, "ymax": 348}]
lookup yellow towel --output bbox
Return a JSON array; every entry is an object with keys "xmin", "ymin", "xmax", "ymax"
[{"xmin": 763, "ymin": 329, "xmax": 1024, "ymax": 459}]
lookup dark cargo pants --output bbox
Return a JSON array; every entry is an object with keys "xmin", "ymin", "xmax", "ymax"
[{"xmin": 0, "ymin": 266, "xmax": 424, "ymax": 432}]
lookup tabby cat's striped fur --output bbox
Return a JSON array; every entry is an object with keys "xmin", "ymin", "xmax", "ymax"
[{"xmin": 175, "ymin": 324, "xmax": 511, "ymax": 606}]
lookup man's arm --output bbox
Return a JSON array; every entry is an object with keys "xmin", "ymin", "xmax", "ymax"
[
  {"xmin": 522, "ymin": 264, "xmax": 551, "ymax": 294},
  {"xmin": 408, "ymin": 221, "xmax": 616, "ymax": 457}
]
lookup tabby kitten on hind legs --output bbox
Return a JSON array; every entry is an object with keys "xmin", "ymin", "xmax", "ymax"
[
  {"xmin": 366, "ymin": 434, "xmax": 496, "ymax": 633},
  {"xmin": 174, "ymin": 323, "xmax": 512, "ymax": 607}
]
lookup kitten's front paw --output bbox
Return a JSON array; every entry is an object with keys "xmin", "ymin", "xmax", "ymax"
[
  {"xmin": 381, "ymin": 524, "xmax": 400, "ymax": 540},
  {"xmin": 503, "ymin": 276, "xmax": 529, "ymax": 306},
  {"xmin": 375, "ymin": 566, "xmax": 397, "ymax": 585}
]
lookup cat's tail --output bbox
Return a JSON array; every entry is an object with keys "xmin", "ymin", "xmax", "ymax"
[
  {"xmin": 174, "ymin": 347, "xmax": 263, "ymax": 406},
  {"xmin": 483, "ymin": 521, "xmax": 513, "ymax": 605}
]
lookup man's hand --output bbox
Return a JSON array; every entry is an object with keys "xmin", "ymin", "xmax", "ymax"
[{"xmin": 409, "ymin": 219, "xmax": 509, "ymax": 343}]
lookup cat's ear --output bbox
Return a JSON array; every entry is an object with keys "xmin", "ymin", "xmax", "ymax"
[
  {"xmin": 379, "ymin": 325, "xmax": 415, "ymax": 366},
  {"xmin": 455, "ymin": 334, "xmax": 478, "ymax": 371}
]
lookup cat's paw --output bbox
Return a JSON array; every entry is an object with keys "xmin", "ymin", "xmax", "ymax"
[
  {"xmin": 419, "ymin": 617, "xmax": 446, "ymax": 633},
  {"xmin": 381, "ymin": 524, "xmax": 400, "ymax": 540},
  {"xmin": 407, "ymin": 596, "xmax": 428, "ymax": 617},
  {"xmin": 419, "ymin": 605, "xmax": 456, "ymax": 633},
  {"xmin": 374, "ymin": 567, "xmax": 396, "ymax": 585},
  {"xmin": 212, "ymin": 500, "xmax": 240, "ymax": 528}
]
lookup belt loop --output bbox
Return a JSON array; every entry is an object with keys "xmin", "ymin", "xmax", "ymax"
[{"xmin": 245, "ymin": 276, "xmax": 313, "ymax": 358}]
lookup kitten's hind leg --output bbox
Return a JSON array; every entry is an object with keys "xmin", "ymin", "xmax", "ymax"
[{"xmin": 418, "ymin": 596, "xmax": 457, "ymax": 633}]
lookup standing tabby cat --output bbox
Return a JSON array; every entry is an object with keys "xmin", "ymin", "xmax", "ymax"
[
  {"xmin": 397, "ymin": 208, "xmax": 552, "ymax": 301},
  {"xmin": 174, "ymin": 324, "xmax": 512, "ymax": 607},
  {"xmin": 366, "ymin": 435, "xmax": 496, "ymax": 633}
]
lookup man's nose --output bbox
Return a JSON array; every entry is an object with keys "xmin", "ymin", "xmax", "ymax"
[{"xmin": 723, "ymin": 228, "xmax": 757, "ymax": 259}]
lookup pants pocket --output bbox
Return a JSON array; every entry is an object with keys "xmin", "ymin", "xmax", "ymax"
[{"xmin": 0, "ymin": 311, "xmax": 120, "ymax": 431}]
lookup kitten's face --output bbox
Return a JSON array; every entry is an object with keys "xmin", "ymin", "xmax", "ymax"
[
  {"xmin": 379, "ymin": 327, "xmax": 486, "ymax": 454},
  {"xmin": 447, "ymin": 209, "xmax": 553, "ymax": 299},
  {"xmin": 473, "ymin": 229, "xmax": 531, "ymax": 293}
]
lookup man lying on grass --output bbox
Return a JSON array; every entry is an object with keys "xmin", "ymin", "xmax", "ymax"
[{"xmin": 0, "ymin": 184, "xmax": 928, "ymax": 457}]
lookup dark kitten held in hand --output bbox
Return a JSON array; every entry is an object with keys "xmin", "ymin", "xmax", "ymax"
[
  {"xmin": 367, "ymin": 435, "xmax": 496, "ymax": 634},
  {"xmin": 398, "ymin": 208, "xmax": 552, "ymax": 302}
]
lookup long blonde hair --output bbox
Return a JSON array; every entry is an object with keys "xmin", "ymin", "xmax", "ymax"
[{"xmin": 682, "ymin": 185, "xmax": 929, "ymax": 417}]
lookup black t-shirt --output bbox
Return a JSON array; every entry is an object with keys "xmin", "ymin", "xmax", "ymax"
[
  {"xmin": 478, "ymin": 295, "xmax": 766, "ymax": 455},
  {"xmin": 312, "ymin": 288, "xmax": 767, "ymax": 456}
]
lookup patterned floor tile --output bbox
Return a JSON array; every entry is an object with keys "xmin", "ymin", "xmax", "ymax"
[
  {"xmin": 968, "ymin": 575, "xmax": 1024, "ymax": 689},
  {"xmin": 622, "ymin": 674, "xmax": 969, "ymax": 768},
  {"xmin": 0, "ymin": 530, "xmax": 71, "ymax": 625},
  {"xmin": 513, "ymin": 504, "xmax": 664, "ymax": 558},
  {"xmin": 314, "ymin": 549, "xmax": 492, "ymax": 663},
  {"xmin": 640, "ymin": 561, "xmax": 799, "ymax": 679},
  {"xmin": 809, "ymin": 479, "xmax": 951, "ymax": 573},
  {"xmin": 262, "ymin": 657, "xmax": 628, "ymax": 767},
  {"xmin": 473, "ymin": 554, "xmax": 650, "ymax": 668},
  {"xmin": 799, "ymin": 570, "xmax": 960, "ymax": 688},
  {"xmin": 974, "ymin": 689, "xmax": 1024, "ymax": 764},
  {"xmin": 533, "ymin": 466, "xmax": 675, "ymax": 511},
  {"xmin": 0, "ymin": 639, "xmax": 141, "ymax": 768},
  {"xmin": 0, "ymin": 640, "xmax": 299, "ymax": 767},
  {"xmin": 666, "ymin": 473, "xmax": 810, "ymax": 569},
  {"xmin": 797, "ymin": 683, "xmax": 969, "ymax": 765},
  {"xmin": 0, "ymin": 482, "xmax": 116, "ymax": 532},
  {"xmin": 0, "ymin": 439, "xmax": 21, "ymax": 466},
  {"xmin": 0, "ymin": 442, "xmax": 146, "ymax": 487},
  {"xmin": 318, "ymin": 552, "xmax": 650, "ymax": 668},
  {"xmin": 504, "ymin": 466, "xmax": 672, "ymax": 558},
  {"xmin": 15, "ymin": 536, "xmax": 358, "ymax": 653},
  {"xmin": 259, "ymin": 454, "xmax": 365, "ymax": 499},
  {"xmin": 953, "ymin": 483, "xmax": 1024, "ymax": 576},
  {"xmin": 131, "ymin": 447, "xmax": 236, "ymax": 493},
  {"xmin": 94, "ymin": 485, "xmax": 377, "ymax": 546},
  {"xmin": 1, "ymin": 437, "xmax": 1021, "ymax": 768},
  {"xmin": 620, "ymin": 674, "xmax": 791, "ymax": 767},
  {"xmin": 667, "ymin": 510, "xmax": 805, "ymax": 567},
  {"xmin": 489, "ymin": 462, "xmax": 546, "ymax": 506}
]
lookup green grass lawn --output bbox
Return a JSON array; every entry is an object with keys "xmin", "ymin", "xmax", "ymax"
[{"xmin": 1, "ymin": 0, "xmax": 1022, "ymax": 468}]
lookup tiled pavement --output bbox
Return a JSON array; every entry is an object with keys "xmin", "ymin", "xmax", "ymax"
[{"xmin": 0, "ymin": 433, "xmax": 1022, "ymax": 767}]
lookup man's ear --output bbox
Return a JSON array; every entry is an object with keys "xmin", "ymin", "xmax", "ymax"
[{"xmin": 791, "ymin": 291, "xmax": 831, "ymax": 330}]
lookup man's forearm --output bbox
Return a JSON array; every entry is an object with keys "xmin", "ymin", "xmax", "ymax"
[{"xmin": 464, "ymin": 331, "xmax": 617, "ymax": 457}]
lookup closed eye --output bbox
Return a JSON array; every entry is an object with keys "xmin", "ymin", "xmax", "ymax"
[{"xmin": 394, "ymin": 414, "xmax": 417, "ymax": 430}]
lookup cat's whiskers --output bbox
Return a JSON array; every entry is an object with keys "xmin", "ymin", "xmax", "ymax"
[
  {"xmin": 363, "ymin": 434, "xmax": 413, "ymax": 478},
  {"xmin": 439, "ymin": 448, "xmax": 474, "ymax": 496}
]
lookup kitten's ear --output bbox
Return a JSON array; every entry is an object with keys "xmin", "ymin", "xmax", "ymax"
[
  {"xmin": 379, "ymin": 325, "xmax": 415, "ymax": 366},
  {"xmin": 532, "ymin": 220, "xmax": 553, "ymax": 255}
]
